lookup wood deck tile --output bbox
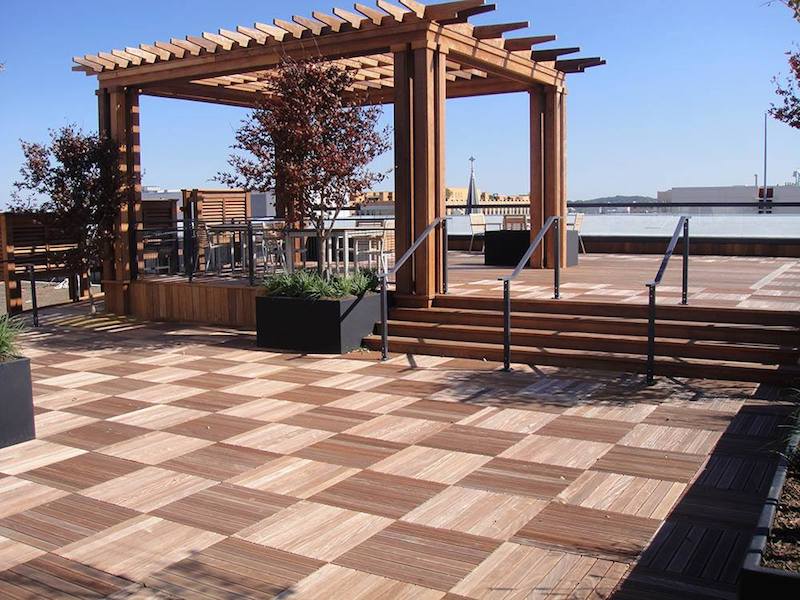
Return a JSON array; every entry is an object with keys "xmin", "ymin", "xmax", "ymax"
[
  {"xmin": 108, "ymin": 405, "xmax": 209, "ymax": 430},
  {"xmin": 458, "ymin": 457, "xmax": 583, "ymax": 499},
  {"xmin": 370, "ymin": 446, "xmax": 491, "ymax": 484},
  {"xmin": 391, "ymin": 400, "xmax": 485, "ymax": 423},
  {"xmin": 281, "ymin": 406, "xmax": 376, "ymax": 432},
  {"xmin": 238, "ymin": 500, "xmax": 392, "ymax": 561},
  {"xmin": 221, "ymin": 379, "xmax": 300, "ymax": 398},
  {"xmin": 98, "ymin": 431, "xmax": 213, "ymax": 464},
  {"xmin": 267, "ymin": 367, "xmax": 344, "ymax": 385},
  {"xmin": 81, "ymin": 466, "xmax": 215, "ymax": 512},
  {"xmin": 116, "ymin": 382, "xmax": 205, "ymax": 404},
  {"xmin": 512, "ymin": 503, "xmax": 661, "ymax": 562},
  {"xmin": 220, "ymin": 397, "xmax": 316, "ymax": 421},
  {"xmin": 461, "ymin": 407, "xmax": 558, "ymax": 434},
  {"xmin": 36, "ymin": 371, "xmax": 118, "ymax": 390},
  {"xmin": 57, "ymin": 514, "xmax": 225, "ymax": 580},
  {"xmin": 215, "ymin": 362, "xmax": 288, "ymax": 378},
  {"xmin": 168, "ymin": 373, "xmax": 249, "ymax": 391},
  {"xmin": 159, "ymin": 443, "xmax": 278, "ymax": 481},
  {"xmin": 33, "ymin": 411, "xmax": 98, "ymax": 438},
  {"xmin": 272, "ymin": 385, "xmax": 356, "ymax": 405},
  {"xmin": 668, "ymin": 486, "xmax": 765, "ymax": 529},
  {"xmin": 0, "ymin": 477, "xmax": 69, "ymax": 519},
  {"xmin": 500, "ymin": 435, "xmax": 613, "ymax": 469},
  {"xmin": 694, "ymin": 453, "xmax": 777, "ymax": 496},
  {"xmin": 0, "ymin": 494, "xmax": 139, "ymax": 551},
  {"xmin": 620, "ymin": 424, "xmax": 721, "ymax": 455},
  {"xmin": 536, "ymin": 415, "xmax": 635, "ymax": 444},
  {"xmin": 326, "ymin": 391, "xmax": 418, "ymax": 414},
  {"xmin": 370, "ymin": 379, "xmax": 448, "ymax": 397},
  {"xmin": 127, "ymin": 366, "xmax": 205, "ymax": 384},
  {"xmin": 314, "ymin": 372, "xmax": 395, "ymax": 392},
  {"xmin": 170, "ymin": 390, "xmax": 256, "ymax": 412},
  {"xmin": 225, "ymin": 423, "xmax": 334, "ymax": 454},
  {"xmin": 0, "ymin": 440, "xmax": 86, "ymax": 475},
  {"xmin": 592, "ymin": 445, "xmax": 707, "ymax": 483},
  {"xmin": 230, "ymin": 455, "xmax": 358, "ymax": 498},
  {"xmin": 403, "ymin": 486, "xmax": 547, "ymax": 540},
  {"xmin": 563, "ymin": 403, "xmax": 659, "ymax": 423},
  {"xmin": 0, "ymin": 536, "xmax": 45, "ymax": 572},
  {"xmin": 643, "ymin": 405, "xmax": 735, "ymax": 432},
  {"xmin": 45, "ymin": 421, "xmax": 151, "ymax": 452},
  {"xmin": 63, "ymin": 396, "xmax": 151, "ymax": 419},
  {"xmin": 19, "ymin": 452, "xmax": 143, "ymax": 492},
  {"xmin": 151, "ymin": 483, "xmax": 295, "ymax": 536},
  {"xmin": 81, "ymin": 376, "xmax": 154, "ymax": 396},
  {"xmin": 164, "ymin": 414, "xmax": 265, "ymax": 441},
  {"xmin": 293, "ymin": 433, "xmax": 407, "ymax": 469},
  {"xmin": 34, "ymin": 389, "xmax": 108, "ymax": 411},
  {"xmin": 420, "ymin": 425, "xmax": 527, "ymax": 456},
  {"xmin": 310, "ymin": 470, "xmax": 446, "ymax": 518},
  {"xmin": 289, "ymin": 564, "xmax": 445, "ymax": 600},
  {"xmin": 334, "ymin": 521, "xmax": 500, "ymax": 591},
  {"xmin": 345, "ymin": 414, "xmax": 447, "ymax": 444}
]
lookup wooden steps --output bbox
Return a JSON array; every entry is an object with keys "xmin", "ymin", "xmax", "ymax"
[{"xmin": 363, "ymin": 295, "xmax": 800, "ymax": 384}]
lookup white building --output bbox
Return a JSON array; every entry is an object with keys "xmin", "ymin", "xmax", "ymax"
[{"xmin": 656, "ymin": 185, "xmax": 800, "ymax": 214}]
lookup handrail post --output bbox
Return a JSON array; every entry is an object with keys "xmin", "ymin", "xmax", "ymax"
[
  {"xmin": 646, "ymin": 283, "xmax": 656, "ymax": 385},
  {"xmin": 247, "ymin": 221, "xmax": 255, "ymax": 286},
  {"xmin": 27, "ymin": 265, "xmax": 39, "ymax": 328},
  {"xmin": 502, "ymin": 279, "xmax": 511, "ymax": 371},
  {"xmin": 442, "ymin": 217, "xmax": 448, "ymax": 294},
  {"xmin": 380, "ymin": 275, "xmax": 389, "ymax": 361},
  {"xmin": 554, "ymin": 216, "xmax": 561, "ymax": 299},
  {"xmin": 681, "ymin": 218, "xmax": 689, "ymax": 305}
]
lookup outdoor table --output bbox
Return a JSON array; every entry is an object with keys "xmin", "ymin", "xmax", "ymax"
[{"xmin": 284, "ymin": 226, "xmax": 392, "ymax": 275}]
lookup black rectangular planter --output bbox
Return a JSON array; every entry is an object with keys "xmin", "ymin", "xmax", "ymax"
[
  {"xmin": 738, "ymin": 431, "xmax": 800, "ymax": 598},
  {"xmin": 256, "ymin": 293, "xmax": 381, "ymax": 354},
  {"xmin": 0, "ymin": 358, "xmax": 35, "ymax": 449}
]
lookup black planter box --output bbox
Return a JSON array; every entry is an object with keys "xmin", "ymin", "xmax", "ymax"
[
  {"xmin": 738, "ymin": 431, "xmax": 800, "ymax": 598},
  {"xmin": 256, "ymin": 293, "xmax": 381, "ymax": 354},
  {"xmin": 0, "ymin": 358, "xmax": 35, "ymax": 449},
  {"xmin": 484, "ymin": 229, "xmax": 580, "ymax": 267}
]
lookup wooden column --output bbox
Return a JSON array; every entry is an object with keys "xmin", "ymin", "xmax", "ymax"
[
  {"xmin": 0, "ymin": 214, "xmax": 22, "ymax": 315},
  {"xmin": 543, "ymin": 86, "xmax": 567, "ymax": 269},
  {"xmin": 393, "ymin": 42, "xmax": 446, "ymax": 306},
  {"xmin": 529, "ymin": 86, "xmax": 545, "ymax": 268}
]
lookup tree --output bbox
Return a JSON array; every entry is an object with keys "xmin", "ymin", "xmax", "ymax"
[
  {"xmin": 12, "ymin": 125, "xmax": 126, "ymax": 314},
  {"xmin": 769, "ymin": 1, "xmax": 800, "ymax": 128},
  {"xmin": 217, "ymin": 58, "xmax": 390, "ymax": 274}
]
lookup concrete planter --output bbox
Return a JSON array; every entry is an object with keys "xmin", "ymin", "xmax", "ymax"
[
  {"xmin": 256, "ymin": 293, "xmax": 380, "ymax": 354},
  {"xmin": 0, "ymin": 357, "xmax": 35, "ymax": 449},
  {"xmin": 738, "ymin": 431, "xmax": 800, "ymax": 598}
]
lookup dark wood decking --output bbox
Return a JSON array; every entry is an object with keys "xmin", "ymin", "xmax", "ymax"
[{"xmin": 0, "ymin": 305, "xmax": 793, "ymax": 599}]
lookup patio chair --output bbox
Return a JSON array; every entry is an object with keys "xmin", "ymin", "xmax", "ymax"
[
  {"xmin": 468, "ymin": 213, "xmax": 487, "ymax": 252},
  {"xmin": 503, "ymin": 214, "xmax": 528, "ymax": 230},
  {"xmin": 568, "ymin": 212, "xmax": 587, "ymax": 253},
  {"xmin": 198, "ymin": 223, "xmax": 224, "ymax": 273},
  {"xmin": 352, "ymin": 219, "xmax": 392, "ymax": 272}
]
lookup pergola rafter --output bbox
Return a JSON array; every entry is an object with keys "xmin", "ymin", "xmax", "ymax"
[{"xmin": 78, "ymin": 0, "xmax": 603, "ymax": 309}]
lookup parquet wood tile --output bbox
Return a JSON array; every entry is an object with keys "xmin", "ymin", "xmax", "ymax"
[
  {"xmin": 272, "ymin": 384, "xmax": 356, "ymax": 405},
  {"xmin": 167, "ymin": 372, "xmax": 249, "ymax": 390},
  {"xmin": 281, "ymin": 406, "xmax": 376, "ymax": 432},
  {"xmin": 263, "ymin": 367, "xmax": 339, "ymax": 385},
  {"xmin": 36, "ymin": 371, "xmax": 118, "ymax": 390},
  {"xmin": 310, "ymin": 470, "xmax": 446, "ymax": 518},
  {"xmin": 116, "ymin": 382, "xmax": 205, "ymax": 404},
  {"xmin": 220, "ymin": 397, "xmax": 316, "ymax": 421},
  {"xmin": 170, "ymin": 390, "xmax": 260, "ymax": 412},
  {"xmin": 0, "ymin": 536, "xmax": 45, "ymax": 572},
  {"xmin": 159, "ymin": 442, "xmax": 279, "ymax": 481},
  {"xmin": 371, "ymin": 445, "xmax": 491, "ymax": 484},
  {"xmin": 643, "ymin": 405, "xmax": 735, "ymax": 432},
  {"xmin": 500, "ymin": 435, "xmax": 613, "ymax": 469},
  {"xmin": 391, "ymin": 399, "xmax": 485, "ymax": 423},
  {"xmin": 370, "ymin": 379, "xmax": 448, "ymax": 397},
  {"xmin": 512, "ymin": 503, "xmax": 661, "ymax": 562},
  {"xmin": 536, "ymin": 415, "xmax": 635, "ymax": 444},
  {"xmin": 63, "ymin": 396, "xmax": 151, "ymax": 419},
  {"xmin": 345, "ymin": 414, "xmax": 447, "ymax": 444},
  {"xmin": 34, "ymin": 389, "xmax": 108, "ymax": 411},
  {"xmin": 592, "ymin": 445, "xmax": 707, "ymax": 483},
  {"xmin": 420, "ymin": 424, "xmax": 527, "ymax": 456},
  {"xmin": 293, "ymin": 433, "xmax": 407, "ymax": 469},
  {"xmin": 230, "ymin": 455, "xmax": 358, "ymax": 498},
  {"xmin": 164, "ymin": 413, "xmax": 265, "ymax": 441},
  {"xmin": 127, "ymin": 366, "xmax": 205, "ymax": 384},
  {"xmin": 33, "ymin": 411, "xmax": 98, "ymax": 438},
  {"xmin": 564, "ymin": 403, "xmax": 659, "ymax": 423},
  {"xmin": 457, "ymin": 457, "xmax": 583, "ymax": 499},
  {"xmin": 221, "ymin": 379, "xmax": 300, "ymax": 398},
  {"xmin": 238, "ymin": 500, "xmax": 392, "ymax": 561},
  {"xmin": 334, "ymin": 521, "xmax": 500, "ymax": 591},
  {"xmin": 225, "ymin": 423, "xmax": 334, "ymax": 454},
  {"xmin": 0, "ymin": 477, "xmax": 70, "ymax": 518},
  {"xmin": 151, "ymin": 483, "xmax": 295, "ymax": 535},
  {"xmin": 326, "ymin": 391, "xmax": 418, "ymax": 414},
  {"xmin": 620, "ymin": 424, "xmax": 721, "ymax": 455},
  {"xmin": 0, "ymin": 440, "xmax": 86, "ymax": 475},
  {"xmin": 461, "ymin": 407, "xmax": 558, "ymax": 433},
  {"xmin": 289, "ymin": 564, "xmax": 445, "ymax": 600},
  {"xmin": 45, "ymin": 421, "xmax": 151, "ymax": 452},
  {"xmin": 98, "ymin": 431, "xmax": 213, "ymax": 464},
  {"xmin": 19, "ymin": 452, "xmax": 143, "ymax": 492},
  {"xmin": 108, "ymin": 405, "xmax": 209, "ymax": 430}
]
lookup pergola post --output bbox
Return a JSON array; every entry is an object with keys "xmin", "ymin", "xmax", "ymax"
[
  {"xmin": 542, "ymin": 85, "xmax": 567, "ymax": 269},
  {"xmin": 393, "ymin": 41, "xmax": 446, "ymax": 306},
  {"xmin": 529, "ymin": 86, "xmax": 545, "ymax": 268}
]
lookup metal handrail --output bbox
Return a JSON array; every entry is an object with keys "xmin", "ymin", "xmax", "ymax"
[
  {"xmin": 378, "ymin": 217, "xmax": 447, "ymax": 361},
  {"xmin": 645, "ymin": 216, "xmax": 690, "ymax": 384},
  {"xmin": 498, "ymin": 216, "xmax": 561, "ymax": 371}
]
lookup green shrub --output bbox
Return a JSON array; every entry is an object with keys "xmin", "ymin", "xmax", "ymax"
[
  {"xmin": 0, "ymin": 315, "xmax": 24, "ymax": 361},
  {"xmin": 263, "ymin": 269, "xmax": 380, "ymax": 300}
]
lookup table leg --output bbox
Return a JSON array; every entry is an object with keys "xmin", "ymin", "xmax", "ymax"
[{"xmin": 344, "ymin": 231, "xmax": 350, "ymax": 275}]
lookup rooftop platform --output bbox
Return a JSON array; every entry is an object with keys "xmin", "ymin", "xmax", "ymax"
[
  {"xmin": 448, "ymin": 252, "xmax": 800, "ymax": 311},
  {"xmin": 0, "ymin": 305, "xmax": 792, "ymax": 598}
]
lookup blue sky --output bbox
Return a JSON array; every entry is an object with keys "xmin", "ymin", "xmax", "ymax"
[{"xmin": 0, "ymin": 0, "xmax": 798, "ymax": 206}]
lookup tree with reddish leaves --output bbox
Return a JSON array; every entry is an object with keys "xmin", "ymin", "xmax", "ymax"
[
  {"xmin": 12, "ymin": 125, "xmax": 126, "ymax": 313},
  {"xmin": 770, "ymin": 1, "xmax": 800, "ymax": 129},
  {"xmin": 217, "ymin": 58, "xmax": 390, "ymax": 274}
]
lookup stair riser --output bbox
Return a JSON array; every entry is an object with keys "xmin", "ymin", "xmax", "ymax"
[
  {"xmin": 390, "ymin": 309, "xmax": 800, "ymax": 346},
  {"xmin": 433, "ymin": 296, "xmax": 800, "ymax": 327},
  {"xmin": 363, "ymin": 337, "xmax": 794, "ymax": 384},
  {"xmin": 383, "ymin": 324, "xmax": 799, "ymax": 365}
]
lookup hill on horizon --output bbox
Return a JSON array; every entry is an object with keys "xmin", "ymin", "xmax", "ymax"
[{"xmin": 571, "ymin": 195, "xmax": 657, "ymax": 204}]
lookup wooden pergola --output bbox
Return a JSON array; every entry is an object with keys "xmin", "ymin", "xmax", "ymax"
[{"xmin": 74, "ymin": 0, "xmax": 603, "ymax": 310}]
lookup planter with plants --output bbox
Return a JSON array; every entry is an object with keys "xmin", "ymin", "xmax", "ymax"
[
  {"xmin": 0, "ymin": 315, "xmax": 34, "ymax": 449},
  {"xmin": 256, "ymin": 270, "xmax": 381, "ymax": 354},
  {"xmin": 739, "ymin": 405, "xmax": 800, "ymax": 598}
]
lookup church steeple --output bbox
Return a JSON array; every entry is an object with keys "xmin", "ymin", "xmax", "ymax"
[{"xmin": 466, "ymin": 156, "xmax": 478, "ymax": 215}]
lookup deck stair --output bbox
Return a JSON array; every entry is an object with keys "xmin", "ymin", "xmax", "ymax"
[{"xmin": 363, "ymin": 295, "xmax": 800, "ymax": 384}]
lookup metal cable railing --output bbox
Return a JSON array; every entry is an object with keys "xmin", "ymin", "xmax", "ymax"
[
  {"xmin": 498, "ymin": 216, "xmax": 561, "ymax": 371},
  {"xmin": 377, "ymin": 217, "xmax": 447, "ymax": 361},
  {"xmin": 645, "ymin": 216, "xmax": 690, "ymax": 384}
]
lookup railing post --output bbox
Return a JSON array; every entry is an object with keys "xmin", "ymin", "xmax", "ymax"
[
  {"xmin": 380, "ymin": 275, "xmax": 389, "ymax": 361},
  {"xmin": 442, "ymin": 217, "xmax": 448, "ymax": 294},
  {"xmin": 681, "ymin": 218, "xmax": 689, "ymax": 305},
  {"xmin": 646, "ymin": 283, "xmax": 656, "ymax": 385},
  {"xmin": 184, "ymin": 217, "xmax": 195, "ymax": 283},
  {"xmin": 247, "ymin": 221, "xmax": 255, "ymax": 286},
  {"xmin": 554, "ymin": 217, "xmax": 561, "ymax": 299},
  {"xmin": 27, "ymin": 265, "xmax": 39, "ymax": 328},
  {"xmin": 502, "ymin": 279, "xmax": 511, "ymax": 371}
]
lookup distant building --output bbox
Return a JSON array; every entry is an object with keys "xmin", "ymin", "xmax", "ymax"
[{"xmin": 656, "ymin": 185, "xmax": 800, "ymax": 215}]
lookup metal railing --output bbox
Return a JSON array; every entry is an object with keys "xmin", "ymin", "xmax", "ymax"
[
  {"xmin": 498, "ymin": 216, "xmax": 561, "ymax": 371},
  {"xmin": 378, "ymin": 217, "xmax": 447, "ymax": 361},
  {"xmin": 645, "ymin": 216, "xmax": 690, "ymax": 384}
]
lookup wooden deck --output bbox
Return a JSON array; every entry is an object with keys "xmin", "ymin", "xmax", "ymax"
[{"xmin": 0, "ymin": 305, "xmax": 792, "ymax": 598}]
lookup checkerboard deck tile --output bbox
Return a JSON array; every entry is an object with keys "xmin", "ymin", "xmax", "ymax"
[{"xmin": 0, "ymin": 310, "xmax": 790, "ymax": 598}]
